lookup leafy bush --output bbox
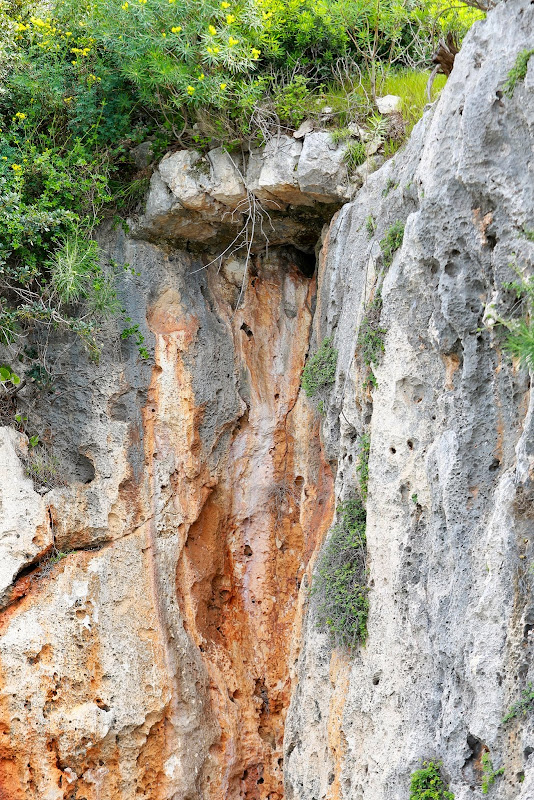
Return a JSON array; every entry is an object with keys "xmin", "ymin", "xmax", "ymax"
[
  {"xmin": 302, "ymin": 336, "xmax": 338, "ymax": 398},
  {"xmin": 380, "ymin": 220, "xmax": 405, "ymax": 268},
  {"xmin": 312, "ymin": 498, "xmax": 368, "ymax": 648},
  {"xmin": 410, "ymin": 761, "xmax": 454, "ymax": 800},
  {"xmin": 503, "ymin": 49, "xmax": 534, "ymax": 98},
  {"xmin": 502, "ymin": 683, "xmax": 534, "ymax": 723}
]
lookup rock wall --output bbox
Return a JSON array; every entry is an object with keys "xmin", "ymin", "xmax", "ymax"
[
  {"xmin": 1, "ymin": 1, "xmax": 534, "ymax": 800},
  {"xmin": 284, "ymin": 2, "xmax": 534, "ymax": 799}
]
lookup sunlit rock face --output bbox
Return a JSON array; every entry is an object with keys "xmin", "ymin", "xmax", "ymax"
[
  {"xmin": 285, "ymin": 2, "xmax": 534, "ymax": 799},
  {"xmin": 1, "ymin": 2, "xmax": 534, "ymax": 799}
]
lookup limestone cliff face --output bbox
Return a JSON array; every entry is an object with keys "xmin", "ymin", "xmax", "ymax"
[
  {"xmin": 1, "ymin": 2, "xmax": 534, "ymax": 800},
  {"xmin": 285, "ymin": 2, "xmax": 534, "ymax": 799}
]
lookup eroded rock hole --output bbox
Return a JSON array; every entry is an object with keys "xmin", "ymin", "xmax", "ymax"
[
  {"xmin": 75, "ymin": 453, "xmax": 95, "ymax": 484},
  {"xmin": 240, "ymin": 322, "xmax": 253, "ymax": 339}
]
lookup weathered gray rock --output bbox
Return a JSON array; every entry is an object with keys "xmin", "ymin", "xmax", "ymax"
[
  {"xmin": 297, "ymin": 131, "xmax": 349, "ymax": 202},
  {"xmin": 376, "ymin": 94, "xmax": 402, "ymax": 114},
  {"xmin": 206, "ymin": 147, "xmax": 247, "ymax": 207},
  {"xmin": 0, "ymin": 429, "xmax": 51, "ymax": 607}
]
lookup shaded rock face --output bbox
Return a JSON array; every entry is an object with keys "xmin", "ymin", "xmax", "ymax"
[
  {"xmin": 1, "ymin": 2, "xmax": 534, "ymax": 800},
  {"xmin": 0, "ymin": 240, "xmax": 333, "ymax": 800}
]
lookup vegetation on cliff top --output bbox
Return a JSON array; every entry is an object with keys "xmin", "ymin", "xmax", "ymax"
[{"xmin": 0, "ymin": 0, "xmax": 481, "ymax": 388}]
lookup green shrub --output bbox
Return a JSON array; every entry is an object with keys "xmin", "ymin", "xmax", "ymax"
[
  {"xmin": 302, "ymin": 336, "xmax": 338, "ymax": 398},
  {"xmin": 312, "ymin": 498, "xmax": 368, "ymax": 648},
  {"xmin": 481, "ymin": 752, "xmax": 504, "ymax": 794},
  {"xmin": 503, "ymin": 49, "xmax": 534, "ymax": 98},
  {"xmin": 380, "ymin": 220, "xmax": 405, "ymax": 268},
  {"xmin": 356, "ymin": 433, "xmax": 370, "ymax": 501},
  {"xmin": 410, "ymin": 761, "xmax": 454, "ymax": 800},
  {"xmin": 503, "ymin": 683, "xmax": 534, "ymax": 723}
]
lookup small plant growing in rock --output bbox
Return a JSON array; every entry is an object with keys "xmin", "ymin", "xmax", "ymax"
[
  {"xmin": 358, "ymin": 292, "xmax": 386, "ymax": 388},
  {"xmin": 344, "ymin": 140, "xmax": 367, "ymax": 172},
  {"xmin": 302, "ymin": 336, "xmax": 338, "ymax": 399},
  {"xmin": 380, "ymin": 220, "xmax": 405, "ymax": 268},
  {"xmin": 481, "ymin": 751, "xmax": 504, "ymax": 794},
  {"xmin": 311, "ymin": 498, "xmax": 368, "ymax": 648},
  {"xmin": 356, "ymin": 434, "xmax": 370, "ymax": 501},
  {"xmin": 330, "ymin": 127, "xmax": 352, "ymax": 145},
  {"xmin": 23, "ymin": 446, "xmax": 66, "ymax": 493},
  {"xmin": 366, "ymin": 215, "xmax": 375, "ymax": 238},
  {"xmin": 503, "ymin": 49, "xmax": 534, "ymax": 98},
  {"xmin": 382, "ymin": 177, "xmax": 397, "ymax": 197},
  {"xmin": 410, "ymin": 761, "xmax": 454, "ymax": 800},
  {"xmin": 502, "ymin": 683, "xmax": 534, "ymax": 723}
]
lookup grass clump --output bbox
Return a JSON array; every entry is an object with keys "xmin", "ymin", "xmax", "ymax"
[
  {"xmin": 312, "ymin": 498, "xmax": 368, "ymax": 648},
  {"xmin": 503, "ymin": 49, "xmax": 534, "ymax": 98},
  {"xmin": 410, "ymin": 761, "xmax": 454, "ymax": 800},
  {"xmin": 344, "ymin": 140, "xmax": 367, "ymax": 172},
  {"xmin": 502, "ymin": 682, "xmax": 534, "ymax": 723},
  {"xmin": 481, "ymin": 752, "xmax": 504, "ymax": 794},
  {"xmin": 23, "ymin": 446, "xmax": 67, "ymax": 493},
  {"xmin": 380, "ymin": 220, "xmax": 405, "ymax": 268},
  {"xmin": 302, "ymin": 336, "xmax": 338, "ymax": 399},
  {"xmin": 382, "ymin": 69, "xmax": 447, "ymax": 132},
  {"xmin": 498, "ymin": 268, "xmax": 534, "ymax": 370},
  {"xmin": 366, "ymin": 215, "xmax": 376, "ymax": 238}
]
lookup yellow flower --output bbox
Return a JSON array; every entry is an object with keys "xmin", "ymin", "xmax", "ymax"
[
  {"xmin": 162, "ymin": 31, "xmax": 166, "ymax": 36},
  {"xmin": 65, "ymin": 31, "xmax": 72, "ymax": 36},
  {"xmin": 251, "ymin": 47, "xmax": 260, "ymax": 59},
  {"xmin": 171, "ymin": 26, "xmax": 182, "ymax": 33},
  {"xmin": 226, "ymin": 14, "xmax": 235, "ymax": 23},
  {"xmin": 213, "ymin": 46, "xmax": 220, "ymax": 53},
  {"xmin": 199, "ymin": 73, "xmax": 205, "ymax": 80},
  {"xmin": 187, "ymin": 85, "xmax": 195, "ymax": 95},
  {"xmin": 14, "ymin": 112, "xmax": 26, "ymax": 120},
  {"xmin": 228, "ymin": 36, "xmax": 238, "ymax": 46},
  {"xmin": 207, "ymin": 46, "xmax": 213, "ymax": 53},
  {"xmin": 221, "ymin": 1, "xmax": 230, "ymax": 7},
  {"xmin": 138, "ymin": 0, "xmax": 147, "ymax": 5},
  {"xmin": 208, "ymin": 24, "xmax": 217, "ymax": 35},
  {"xmin": 220, "ymin": 83, "xmax": 227, "ymax": 90},
  {"xmin": 121, "ymin": 2, "xmax": 128, "ymax": 8},
  {"xmin": 63, "ymin": 96, "xmax": 73, "ymax": 103},
  {"xmin": 11, "ymin": 164, "xmax": 22, "ymax": 172}
]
